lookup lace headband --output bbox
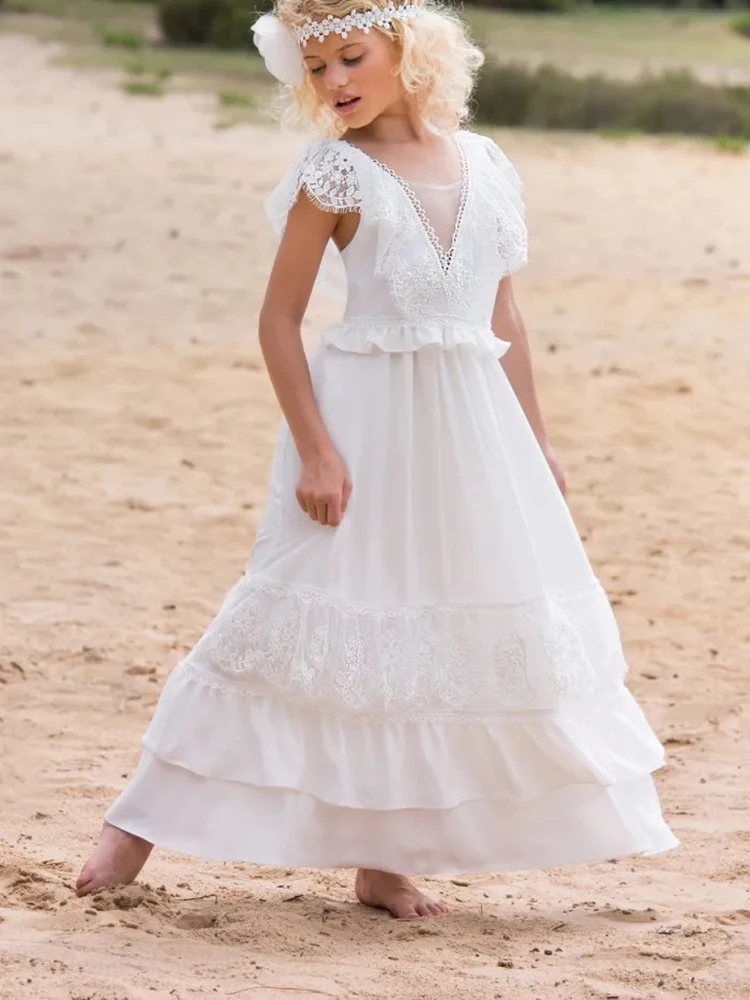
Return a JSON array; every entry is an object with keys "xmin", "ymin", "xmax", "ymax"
[
  {"xmin": 296, "ymin": 4, "xmax": 421, "ymax": 44},
  {"xmin": 252, "ymin": 4, "xmax": 422, "ymax": 87}
]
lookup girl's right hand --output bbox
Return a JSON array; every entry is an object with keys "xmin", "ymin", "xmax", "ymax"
[{"xmin": 296, "ymin": 449, "xmax": 352, "ymax": 527}]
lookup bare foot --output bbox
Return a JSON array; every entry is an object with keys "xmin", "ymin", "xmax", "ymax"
[
  {"xmin": 355, "ymin": 868, "xmax": 448, "ymax": 919},
  {"xmin": 75, "ymin": 822, "xmax": 153, "ymax": 897}
]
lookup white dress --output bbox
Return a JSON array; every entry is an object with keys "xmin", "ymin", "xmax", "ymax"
[{"xmin": 107, "ymin": 130, "xmax": 678, "ymax": 874}]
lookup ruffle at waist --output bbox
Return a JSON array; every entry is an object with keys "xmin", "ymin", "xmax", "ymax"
[{"xmin": 321, "ymin": 318, "xmax": 511, "ymax": 359}]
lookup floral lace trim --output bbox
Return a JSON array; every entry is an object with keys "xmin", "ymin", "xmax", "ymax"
[
  {"xmin": 299, "ymin": 144, "xmax": 362, "ymax": 215},
  {"xmin": 186, "ymin": 576, "xmax": 627, "ymax": 715},
  {"xmin": 265, "ymin": 142, "xmax": 362, "ymax": 235}
]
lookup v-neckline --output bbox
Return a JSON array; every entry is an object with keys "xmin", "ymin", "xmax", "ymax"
[{"xmin": 340, "ymin": 132, "xmax": 469, "ymax": 275}]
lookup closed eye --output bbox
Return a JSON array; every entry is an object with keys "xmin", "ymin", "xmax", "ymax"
[{"xmin": 309, "ymin": 55, "xmax": 363, "ymax": 75}]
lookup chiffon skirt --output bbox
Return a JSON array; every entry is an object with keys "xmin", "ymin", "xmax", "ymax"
[{"xmin": 107, "ymin": 343, "xmax": 678, "ymax": 873}]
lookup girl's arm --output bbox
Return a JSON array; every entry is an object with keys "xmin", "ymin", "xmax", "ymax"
[
  {"xmin": 258, "ymin": 192, "xmax": 352, "ymax": 526},
  {"xmin": 492, "ymin": 276, "xmax": 567, "ymax": 496}
]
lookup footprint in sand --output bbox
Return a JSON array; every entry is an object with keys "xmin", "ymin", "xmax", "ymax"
[
  {"xmin": 88, "ymin": 882, "xmax": 216, "ymax": 932},
  {"xmin": 1, "ymin": 867, "xmax": 60, "ymax": 912},
  {"xmin": 597, "ymin": 907, "xmax": 660, "ymax": 923}
]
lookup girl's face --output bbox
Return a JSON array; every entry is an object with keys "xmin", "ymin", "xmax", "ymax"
[{"xmin": 302, "ymin": 28, "xmax": 405, "ymax": 128}]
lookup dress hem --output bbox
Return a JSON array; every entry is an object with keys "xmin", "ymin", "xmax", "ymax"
[{"xmin": 106, "ymin": 751, "xmax": 679, "ymax": 877}]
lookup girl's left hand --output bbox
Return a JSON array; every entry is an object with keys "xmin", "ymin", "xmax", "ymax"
[{"xmin": 541, "ymin": 442, "xmax": 567, "ymax": 498}]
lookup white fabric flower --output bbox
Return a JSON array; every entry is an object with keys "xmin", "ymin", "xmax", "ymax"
[{"xmin": 252, "ymin": 14, "xmax": 305, "ymax": 88}]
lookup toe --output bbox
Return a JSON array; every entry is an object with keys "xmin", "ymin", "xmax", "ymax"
[
  {"xmin": 394, "ymin": 895, "xmax": 421, "ymax": 919},
  {"xmin": 427, "ymin": 901, "xmax": 445, "ymax": 916},
  {"xmin": 75, "ymin": 873, "xmax": 93, "ymax": 898}
]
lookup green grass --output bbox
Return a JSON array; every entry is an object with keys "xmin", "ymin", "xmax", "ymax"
[
  {"xmin": 119, "ymin": 56, "xmax": 174, "ymax": 99},
  {"xmin": 214, "ymin": 90, "xmax": 262, "ymax": 129},
  {"xmin": 101, "ymin": 28, "xmax": 145, "ymax": 50},
  {"xmin": 6, "ymin": 0, "xmax": 153, "ymax": 22},
  {"xmin": 63, "ymin": 42, "xmax": 271, "ymax": 93},
  {"xmin": 218, "ymin": 89, "xmax": 255, "ymax": 109},
  {"xmin": 122, "ymin": 79, "xmax": 164, "ymax": 97},
  {"xmin": 713, "ymin": 134, "xmax": 747, "ymax": 154},
  {"xmin": 215, "ymin": 89, "xmax": 262, "ymax": 130},
  {"xmin": 124, "ymin": 59, "xmax": 148, "ymax": 75}
]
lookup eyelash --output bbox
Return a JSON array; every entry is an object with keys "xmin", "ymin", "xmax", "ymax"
[{"xmin": 310, "ymin": 56, "xmax": 363, "ymax": 75}]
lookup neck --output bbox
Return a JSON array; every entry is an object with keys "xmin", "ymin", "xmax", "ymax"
[{"xmin": 348, "ymin": 98, "xmax": 431, "ymax": 145}]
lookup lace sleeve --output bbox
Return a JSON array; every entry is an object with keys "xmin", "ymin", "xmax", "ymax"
[{"xmin": 265, "ymin": 141, "xmax": 362, "ymax": 236}]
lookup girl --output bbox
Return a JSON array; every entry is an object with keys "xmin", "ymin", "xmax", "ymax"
[{"xmin": 77, "ymin": 0, "xmax": 677, "ymax": 919}]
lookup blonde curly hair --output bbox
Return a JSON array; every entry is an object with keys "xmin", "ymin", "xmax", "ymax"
[{"xmin": 272, "ymin": 0, "xmax": 484, "ymax": 136}]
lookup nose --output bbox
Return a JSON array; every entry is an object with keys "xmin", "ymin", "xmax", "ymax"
[{"xmin": 325, "ymin": 60, "xmax": 349, "ymax": 90}]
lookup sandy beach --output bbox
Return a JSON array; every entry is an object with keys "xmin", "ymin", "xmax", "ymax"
[{"xmin": 1, "ymin": 33, "xmax": 749, "ymax": 1000}]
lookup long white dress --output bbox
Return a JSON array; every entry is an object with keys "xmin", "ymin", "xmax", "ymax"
[{"xmin": 107, "ymin": 130, "xmax": 678, "ymax": 874}]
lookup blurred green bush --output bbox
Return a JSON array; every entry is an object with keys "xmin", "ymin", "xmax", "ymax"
[
  {"xmin": 208, "ymin": 0, "xmax": 261, "ymax": 50},
  {"xmin": 462, "ymin": 0, "xmax": 576, "ymax": 11},
  {"xmin": 730, "ymin": 12, "xmax": 750, "ymax": 34},
  {"xmin": 158, "ymin": 0, "xmax": 226, "ymax": 45},
  {"xmin": 158, "ymin": 0, "xmax": 273, "ymax": 48},
  {"xmin": 474, "ymin": 58, "xmax": 750, "ymax": 138}
]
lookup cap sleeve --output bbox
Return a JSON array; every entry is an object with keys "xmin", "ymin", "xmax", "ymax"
[
  {"xmin": 265, "ymin": 140, "xmax": 362, "ymax": 236},
  {"xmin": 479, "ymin": 136, "xmax": 524, "ymax": 220},
  {"xmin": 463, "ymin": 131, "xmax": 527, "ymax": 277}
]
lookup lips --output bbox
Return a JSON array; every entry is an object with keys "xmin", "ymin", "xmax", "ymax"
[{"xmin": 334, "ymin": 96, "xmax": 361, "ymax": 115}]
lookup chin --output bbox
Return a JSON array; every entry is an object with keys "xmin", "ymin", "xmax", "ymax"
[{"xmin": 333, "ymin": 104, "xmax": 375, "ymax": 130}]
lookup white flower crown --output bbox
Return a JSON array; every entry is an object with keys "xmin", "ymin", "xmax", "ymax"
[
  {"xmin": 296, "ymin": 3, "xmax": 421, "ymax": 44},
  {"xmin": 252, "ymin": 3, "xmax": 422, "ymax": 88}
]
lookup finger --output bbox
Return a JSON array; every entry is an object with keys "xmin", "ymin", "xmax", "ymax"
[
  {"xmin": 328, "ymin": 495, "xmax": 342, "ymax": 527},
  {"xmin": 296, "ymin": 490, "xmax": 309, "ymax": 515},
  {"xmin": 312, "ymin": 501, "xmax": 327, "ymax": 525}
]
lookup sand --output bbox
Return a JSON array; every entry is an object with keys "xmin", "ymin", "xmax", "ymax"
[{"xmin": 1, "ymin": 32, "xmax": 749, "ymax": 1000}]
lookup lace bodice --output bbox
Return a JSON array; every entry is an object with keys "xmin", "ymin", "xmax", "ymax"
[{"xmin": 266, "ymin": 130, "xmax": 528, "ymax": 358}]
